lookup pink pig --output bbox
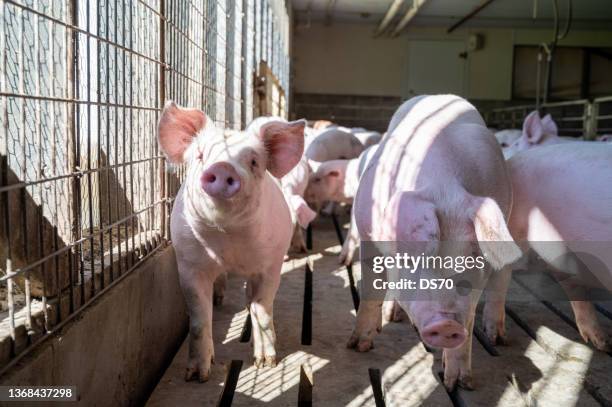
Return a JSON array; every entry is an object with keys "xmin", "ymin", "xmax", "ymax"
[
  {"xmin": 247, "ymin": 117, "xmax": 317, "ymax": 252},
  {"xmin": 348, "ymin": 95, "xmax": 521, "ymax": 390},
  {"xmin": 303, "ymin": 146, "xmax": 379, "ymax": 264},
  {"xmin": 484, "ymin": 142, "xmax": 612, "ymax": 352},
  {"xmin": 305, "ymin": 127, "xmax": 365, "ymax": 162},
  {"xmin": 158, "ymin": 102, "xmax": 305, "ymax": 382},
  {"xmin": 503, "ymin": 111, "xmax": 572, "ymax": 158},
  {"xmin": 282, "ymin": 156, "xmax": 317, "ymax": 252}
]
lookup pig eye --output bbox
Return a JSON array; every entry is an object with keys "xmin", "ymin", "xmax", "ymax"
[
  {"xmin": 196, "ymin": 150, "xmax": 203, "ymax": 160},
  {"xmin": 500, "ymin": 142, "xmax": 508, "ymax": 147},
  {"xmin": 250, "ymin": 158, "xmax": 258, "ymax": 169},
  {"xmin": 313, "ymin": 177, "xmax": 321, "ymax": 183}
]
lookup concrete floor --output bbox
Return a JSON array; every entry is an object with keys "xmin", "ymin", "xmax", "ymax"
[{"xmin": 146, "ymin": 215, "xmax": 612, "ymax": 407}]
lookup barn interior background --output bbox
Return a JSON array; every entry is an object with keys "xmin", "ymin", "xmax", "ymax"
[{"xmin": 0, "ymin": 0, "xmax": 612, "ymax": 406}]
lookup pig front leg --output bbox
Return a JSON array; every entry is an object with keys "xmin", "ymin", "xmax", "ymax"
[
  {"xmin": 180, "ymin": 269, "xmax": 216, "ymax": 382},
  {"xmin": 339, "ymin": 210, "xmax": 359, "ymax": 266},
  {"xmin": 249, "ymin": 271, "xmax": 281, "ymax": 367},
  {"xmin": 482, "ymin": 266, "xmax": 512, "ymax": 345},
  {"xmin": 442, "ymin": 314, "xmax": 475, "ymax": 390},
  {"xmin": 347, "ymin": 300, "xmax": 383, "ymax": 351}
]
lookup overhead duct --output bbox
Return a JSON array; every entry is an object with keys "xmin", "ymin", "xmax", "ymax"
[
  {"xmin": 374, "ymin": 0, "xmax": 405, "ymax": 37},
  {"xmin": 390, "ymin": 0, "xmax": 429, "ymax": 37}
]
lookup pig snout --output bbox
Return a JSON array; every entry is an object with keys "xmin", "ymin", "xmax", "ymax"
[
  {"xmin": 201, "ymin": 162, "xmax": 241, "ymax": 199},
  {"xmin": 420, "ymin": 314, "xmax": 467, "ymax": 349}
]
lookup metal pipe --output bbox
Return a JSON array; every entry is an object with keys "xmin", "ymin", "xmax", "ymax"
[
  {"xmin": 390, "ymin": 0, "xmax": 429, "ymax": 37},
  {"xmin": 374, "ymin": 0, "xmax": 405, "ymax": 37},
  {"xmin": 447, "ymin": 0, "xmax": 496, "ymax": 34}
]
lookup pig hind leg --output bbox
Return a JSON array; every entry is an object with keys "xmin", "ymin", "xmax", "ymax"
[
  {"xmin": 249, "ymin": 272, "xmax": 281, "ymax": 367},
  {"xmin": 570, "ymin": 301, "xmax": 611, "ymax": 351},
  {"xmin": 554, "ymin": 275, "xmax": 611, "ymax": 352}
]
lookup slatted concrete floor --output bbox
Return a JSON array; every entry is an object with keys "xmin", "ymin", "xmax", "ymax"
[{"xmin": 146, "ymin": 214, "xmax": 612, "ymax": 407}]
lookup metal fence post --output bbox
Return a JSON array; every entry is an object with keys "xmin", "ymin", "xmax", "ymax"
[
  {"xmin": 586, "ymin": 101, "xmax": 597, "ymax": 140},
  {"xmin": 159, "ymin": 0, "xmax": 167, "ymax": 240},
  {"xmin": 67, "ymin": 0, "xmax": 81, "ymax": 310}
]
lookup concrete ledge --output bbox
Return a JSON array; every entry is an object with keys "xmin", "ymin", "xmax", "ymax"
[{"xmin": 0, "ymin": 245, "xmax": 188, "ymax": 407}]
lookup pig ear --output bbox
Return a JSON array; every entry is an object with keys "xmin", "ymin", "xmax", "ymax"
[
  {"xmin": 522, "ymin": 111, "xmax": 544, "ymax": 145},
  {"xmin": 291, "ymin": 196, "xmax": 317, "ymax": 228},
  {"xmin": 376, "ymin": 191, "xmax": 440, "ymax": 249},
  {"xmin": 259, "ymin": 119, "xmax": 306, "ymax": 178},
  {"xmin": 158, "ymin": 101, "xmax": 207, "ymax": 163},
  {"xmin": 468, "ymin": 196, "xmax": 522, "ymax": 270},
  {"xmin": 541, "ymin": 114, "xmax": 558, "ymax": 136}
]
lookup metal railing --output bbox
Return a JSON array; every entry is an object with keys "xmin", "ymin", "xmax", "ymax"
[
  {"xmin": 0, "ymin": 0, "xmax": 290, "ymax": 372},
  {"xmin": 485, "ymin": 96, "xmax": 612, "ymax": 139}
]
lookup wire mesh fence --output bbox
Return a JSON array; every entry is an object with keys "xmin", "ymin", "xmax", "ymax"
[{"xmin": 0, "ymin": 0, "xmax": 290, "ymax": 371}]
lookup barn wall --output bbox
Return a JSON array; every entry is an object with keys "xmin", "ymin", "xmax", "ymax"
[
  {"xmin": 0, "ymin": 246, "xmax": 187, "ymax": 407},
  {"xmin": 292, "ymin": 22, "xmax": 612, "ymax": 105}
]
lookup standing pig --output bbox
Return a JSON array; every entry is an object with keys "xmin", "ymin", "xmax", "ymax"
[
  {"xmin": 158, "ymin": 102, "xmax": 306, "ymax": 381},
  {"xmin": 502, "ymin": 111, "xmax": 581, "ymax": 158},
  {"xmin": 303, "ymin": 146, "xmax": 379, "ymax": 263},
  {"xmin": 348, "ymin": 95, "xmax": 521, "ymax": 390},
  {"xmin": 246, "ymin": 116, "xmax": 316, "ymax": 253},
  {"xmin": 305, "ymin": 127, "xmax": 365, "ymax": 162},
  {"xmin": 482, "ymin": 142, "xmax": 612, "ymax": 351}
]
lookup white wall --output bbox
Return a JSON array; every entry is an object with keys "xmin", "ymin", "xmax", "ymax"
[{"xmin": 292, "ymin": 22, "xmax": 612, "ymax": 101}]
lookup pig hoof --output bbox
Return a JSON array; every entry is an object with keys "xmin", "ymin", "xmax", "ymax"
[
  {"xmin": 264, "ymin": 355, "xmax": 277, "ymax": 367},
  {"xmin": 347, "ymin": 333, "xmax": 374, "ymax": 352},
  {"xmin": 444, "ymin": 373, "xmax": 474, "ymax": 392},
  {"xmin": 458, "ymin": 375, "xmax": 475, "ymax": 390},
  {"xmin": 483, "ymin": 320, "xmax": 507, "ymax": 346},
  {"xmin": 347, "ymin": 335, "xmax": 374, "ymax": 352},
  {"xmin": 485, "ymin": 329, "xmax": 508, "ymax": 346},
  {"xmin": 582, "ymin": 330, "xmax": 612, "ymax": 353},
  {"xmin": 185, "ymin": 367, "xmax": 210, "ymax": 383},
  {"xmin": 254, "ymin": 356, "xmax": 276, "ymax": 368},
  {"xmin": 357, "ymin": 339, "xmax": 374, "ymax": 352}
]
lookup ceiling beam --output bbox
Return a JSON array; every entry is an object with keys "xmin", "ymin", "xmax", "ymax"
[
  {"xmin": 390, "ymin": 0, "xmax": 429, "ymax": 37},
  {"xmin": 447, "ymin": 0, "xmax": 496, "ymax": 33},
  {"xmin": 374, "ymin": 0, "xmax": 406, "ymax": 37}
]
